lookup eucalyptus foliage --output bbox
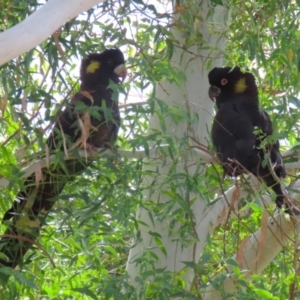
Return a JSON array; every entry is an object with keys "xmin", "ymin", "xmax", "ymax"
[{"xmin": 0, "ymin": 0, "xmax": 299, "ymax": 299}]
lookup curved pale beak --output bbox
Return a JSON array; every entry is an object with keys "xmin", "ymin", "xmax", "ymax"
[
  {"xmin": 114, "ymin": 64, "xmax": 127, "ymax": 81},
  {"xmin": 208, "ymin": 85, "xmax": 221, "ymax": 101}
]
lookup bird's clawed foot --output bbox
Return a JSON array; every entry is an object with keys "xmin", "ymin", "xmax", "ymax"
[
  {"xmin": 82, "ymin": 143, "xmax": 99, "ymax": 156},
  {"xmin": 276, "ymin": 196, "xmax": 300, "ymax": 216}
]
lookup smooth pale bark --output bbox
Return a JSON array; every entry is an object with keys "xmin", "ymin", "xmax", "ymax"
[
  {"xmin": 0, "ymin": 0, "xmax": 105, "ymax": 66},
  {"xmin": 126, "ymin": 1, "xmax": 230, "ymax": 291},
  {"xmin": 125, "ymin": 2, "xmax": 300, "ymax": 297},
  {"xmin": 203, "ymin": 179, "xmax": 300, "ymax": 299},
  {"xmin": 0, "ymin": 147, "xmax": 211, "ymax": 190},
  {"xmin": 203, "ymin": 214, "xmax": 298, "ymax": 299}
]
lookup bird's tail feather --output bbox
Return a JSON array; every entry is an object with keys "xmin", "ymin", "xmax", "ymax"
[{"xmin": 0, "ymin": 157, "xmax": 91, "ymax": 268}]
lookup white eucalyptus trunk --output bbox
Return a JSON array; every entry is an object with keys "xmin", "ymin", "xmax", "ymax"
[
  {"xmin": 125, "ymin": 2, "xmax": 300, "ymax": 298},
  {"xmin": 126, "ymin": 0, "xmax": 230, "ymax": 291}
]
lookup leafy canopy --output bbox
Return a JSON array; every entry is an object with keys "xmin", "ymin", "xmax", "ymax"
[{"xmin": 0, "ymin": 0, "xmax": 300, "ymax": 299}]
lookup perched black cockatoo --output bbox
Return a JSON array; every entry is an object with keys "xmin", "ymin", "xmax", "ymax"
[
  {"xmin": 1, "ymin": 48, "xmax": 126, "ymax": 268},
  {"xmin": 208, "ymin": 66, "xmax": 297, "ymax": 213}
]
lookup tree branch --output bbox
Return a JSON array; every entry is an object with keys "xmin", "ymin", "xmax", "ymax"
[
  {"xmin": 1, "ymin": 145, "xmax": 298, "ymax": 198},
  {"xmin": 0, "ymin": 0, "xmax": 105, "ymax": 66},
  {"xmin": 202, "ymin": 213, "xmax": 297, "ymax": 300},
  {"xmin": 0, "ymin": 146, "xmax": 213, "ymax": 190}
]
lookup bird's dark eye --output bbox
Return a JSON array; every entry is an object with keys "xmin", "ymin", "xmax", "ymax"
[
  {"xmin": 221, "ymin": 78, "xmax": 228, "ymax": 86},
  {"xmin": 107, "ymin": 59, "xmax": 113, "ymax": 65}
]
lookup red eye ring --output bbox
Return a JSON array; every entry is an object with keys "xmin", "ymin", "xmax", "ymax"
[{"xmin": 221, "ymin": 78, "xmax": 228, "ymax": 86}]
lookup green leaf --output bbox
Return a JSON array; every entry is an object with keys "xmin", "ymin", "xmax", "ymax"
[{"xmin": 72, "ymin": 287, "xmax": 98, "ymax": 300}]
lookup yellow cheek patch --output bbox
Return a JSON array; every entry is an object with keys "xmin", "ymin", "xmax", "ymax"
[
  {"xmin": 86, "ymin": 61, "xmax": 101, "ymax": 73},
  {"xmin": 234, "ymin": 77, "xmax": 247, "ymax": 93}
]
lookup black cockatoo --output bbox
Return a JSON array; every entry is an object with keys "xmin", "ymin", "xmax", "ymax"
[
  {"xmin": 0, "ymin": 48, "xmax": 127, "ymax": 268},
  {"xmin": 208, "ymin": 66, "xmax": 297, "ymax": 214}
]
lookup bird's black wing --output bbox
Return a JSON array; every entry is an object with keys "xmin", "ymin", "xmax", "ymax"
[
  {"xmin": 212, "ymin": 97, "xmax": 285, "ymax": 178},
  {"xmin": 212, "ymin": 98, "xmax": 289, "ymax": 210},
  {"xmin": 1, "ymin": 88, "xmax": 120, "ymax": 268},
  {"xmin": 47, "ymin": 87, "xmax": 119, "ymax": 150},
  {"xmin": 3, "ymin": 84, "xmax": 121, "ymax": 220},
  {"xmin": 3, "ymin": 91, "xmax": 90, "ymax": 223},
  {"xmin": 255, "ymin": 110, "xmax": 286, "ymax": 178},
  {"xmin": 212, "ymin": 98, "xmax": 260, "ymax": 174}
]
